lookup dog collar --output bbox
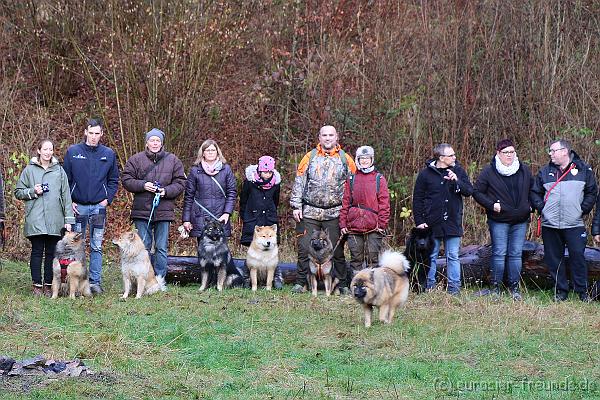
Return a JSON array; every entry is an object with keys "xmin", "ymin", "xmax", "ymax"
[{"xmin": 59, "ymin": 258, "xmax": 72, "ymax": 283}]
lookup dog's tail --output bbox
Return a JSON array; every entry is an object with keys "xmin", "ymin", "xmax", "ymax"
[
  {"xmin": 379, "ymin": 250, "xmax": 410, "ymax": 275},
  {"xmin": 146, "ymin": 275, "xmax": 168, "ymax": 295}
]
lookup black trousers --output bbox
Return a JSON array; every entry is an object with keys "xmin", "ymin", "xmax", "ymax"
[
  {"xmin": 541, "ymin": 226, "xmax": 588, "ymax": 295},
  {"xmin": 28, "ymin": 235, "xmax": 60, "ymax": 285},
  {"xmin": 295, "ymin": 217, "xmax": 347, "ymax": 287}
]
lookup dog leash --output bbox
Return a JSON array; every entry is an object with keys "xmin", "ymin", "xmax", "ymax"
[
  {"xmin": 193, "ymin": 199, "xmax": 220, "ymax": 222},
  {"xmin": 142, "ymin": 193, "xmax": 162, "ymax": 242}
]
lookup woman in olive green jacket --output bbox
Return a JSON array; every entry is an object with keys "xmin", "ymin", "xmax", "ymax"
[{"xmin": 14, "ymin": 139, "xmax": 75, "ymax": 296}]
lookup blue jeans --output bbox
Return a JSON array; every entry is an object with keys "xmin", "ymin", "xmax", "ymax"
[
  {"xmin": 488, "ymin": 220, "xmax": 528, "ymax": 288},
  {"xmin": 429, "ymin": 236, "xmax": 461, "ymax": 292},
  {"xmin": 73, "ymin": 204, "xmax": 106, "ymax": 285},
  {"xmin": 134, "ymin": 219, "xmax": 170, "ymax": 278}
]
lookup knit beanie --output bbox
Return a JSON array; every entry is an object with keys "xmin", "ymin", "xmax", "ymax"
[
  {"xmin": 257, "ymin": 155, "xmax": 275, "ymax": 172},
  {"xmin": 146, "ymin": 128, "xmax": 165, "ymax": 143}
]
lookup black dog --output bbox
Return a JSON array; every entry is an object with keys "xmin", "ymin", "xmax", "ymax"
[
  {"xmin": 404, "ymin": 227, "xmax": 435, "ymax": 293},
  {"xmin": 197, "ymin": 218, "xmax": 240, "ymax": 291}
]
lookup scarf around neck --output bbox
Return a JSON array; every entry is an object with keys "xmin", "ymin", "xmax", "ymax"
[
  {"xmin": 201, "ymin": 160, "xmax": 223, "ymax": 176},
  {"xmin": 495, "ymin": 155, "xmax": 520, "ymax": 176}
]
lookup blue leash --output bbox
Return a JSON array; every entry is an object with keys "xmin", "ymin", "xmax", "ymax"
[{"xmin": 142, "ymin": 192, "xmax": 161, "ymax": 242}]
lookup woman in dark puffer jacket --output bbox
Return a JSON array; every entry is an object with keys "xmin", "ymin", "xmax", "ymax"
[
  {"xmin": 182, "ymin": 139, "xmax": 237, "ymax": 239},
  {"xmin": 473, "ymin": 139, "xmax": 532, "ymax": 300}
]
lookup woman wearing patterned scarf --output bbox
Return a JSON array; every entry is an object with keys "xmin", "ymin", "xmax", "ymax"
[{"xmin": 473, "ymin": 139, "xmax": 532, "ymax": 300}]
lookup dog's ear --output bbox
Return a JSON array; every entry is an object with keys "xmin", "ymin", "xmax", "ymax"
[
  {"xmin": 271, "ymin": 224, "xmax": 277, "ymax": 232},
  {"xmin": 60, "ymin": 227, "xmax": 68, "ymax": 238},
  {"xmin": 254, "ymin": 225, "xmax": 261, "ymax": 232},
  {"xmin": 73, "ymin": 232, "xmax": 83, "ymax": 241},
  {"xmin": 323, "ymin": 227, "xmax": 329, "ymax": 236}
]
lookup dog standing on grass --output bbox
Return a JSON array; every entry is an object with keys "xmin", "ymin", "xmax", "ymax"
[
  {"xmin": 51, "ymin": 230, "xmax": 91, "ymax": 299},
  {"xmin": 112, "ymin": 230, "xmax": 166, "ymax": 299},
  {"xmin": 307, "ymin": 228, "xmax": 339, "ymax": 297},
  {"xmin": 404, "ymin": 226, "xmax": 435, "ymax": 293},
  {"xmin": 350, "ymin": 250, "xmax": 410, "ymax": 327},
  {"xmin": 246, "ymin": 225, "xmax": 279, "ymax": 291}
]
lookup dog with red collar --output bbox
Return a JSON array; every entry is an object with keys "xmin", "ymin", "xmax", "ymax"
[{"xmin": 51, "ymin": 230, "xmax": 91, "ymax": 299}]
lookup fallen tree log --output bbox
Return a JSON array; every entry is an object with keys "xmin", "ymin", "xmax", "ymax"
[{"xmin": 166, "ymin": 241, "xmax": 600, "ymax": 289}]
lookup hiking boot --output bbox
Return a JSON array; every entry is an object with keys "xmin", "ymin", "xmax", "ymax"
[
  {"xmin": 89, "ymin": 284, "xmax": 104, "ymax": 295},
  {"xmin": 579, "ymin": 292, "xmax": 591, "ymax": 303},
  {"xmin": 291, "ymin": 284, "xmax": 306, "ymax": 294},
  {"xmin": 43, "ymin": 284, "xmax": 53, "ymax": 298},
  {"xmin": 32, "ymin": 284, "xmax": 43, "ymax": 297},
  {"xmin": 509, "ymin": 284, "xmax": 522, "ymax": 301},
  {"xmin": 473, "ymin": 288, "xmax": 491, "ymax": 297}
]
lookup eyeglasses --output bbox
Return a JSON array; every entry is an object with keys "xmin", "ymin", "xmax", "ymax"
[
  {"xmin": 204, "ymin": 148, "xmax": 217, "ymax": 153},
  {"xmin": 548, "ymin": 147, "xmax": 565, "ymax": 155},
  {"xmin": 441, "ymin": 154, "xmax": 456, "ymax": 158},
  {"xmin": 500, "ymin": 150, "xmax": 515, "ymax": 155}
]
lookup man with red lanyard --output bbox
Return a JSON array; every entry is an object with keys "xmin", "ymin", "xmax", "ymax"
[{"xmin": 531, "ymin": 139, "xmax": 597, "ymax": 302}]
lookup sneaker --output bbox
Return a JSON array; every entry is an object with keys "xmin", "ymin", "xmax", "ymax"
[
  {"xmin": 291, "ymin": 284, "xmax": 306, "ymax": 294},
  {"xmin": 473, "ymin": 288, "xmax": 491, "ymax": 297},
  {"xmin": 510, "ymin": 290, "xmax": 523, "ymax": 301},
  {"xmin": 89, "ymin": 284, "xmax": 104, "ymax": 295},
  {"xmin": 32, "ymin": 284, "xmax": 43, "ymax": 297},
  {"xmin": 273, "ymin": 280, "xmax": 283, "ymax": 290},
  {"xmin": 553, "ymin": 292, "xmax": 567, "ymax": 302},
  {"xmin": 43, "ymin": 285, "xmax": 53, "ymax": 298}
]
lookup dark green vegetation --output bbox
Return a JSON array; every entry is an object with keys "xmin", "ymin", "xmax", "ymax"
[{"xmin": 1, "ymin": 259, "xmax": 598, "ymax": 399}]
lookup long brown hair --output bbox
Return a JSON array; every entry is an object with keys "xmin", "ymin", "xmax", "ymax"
[{"xmin": 193, "ymin": 139, "xmax": 227, "ymax": 165}]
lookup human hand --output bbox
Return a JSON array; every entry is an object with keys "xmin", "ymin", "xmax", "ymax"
[
  {"xmin": 293, "ymin": 209, "xmax": 303, "ymax": 222},
  {"xmin": 72, "ymin": 202, "xmax": 79, "ymax": 215},
  {"xmin": 218, "ymin": 214, "xmax": 229, "ymax": 224},
  {"xmin": 340, "ymin": 227, "xmax": 348, "ymax": 235},
  {"xmin": 416, "ymin": 223, "xmax": 428, "ymax": 229},
  {"xmin": 34, "ymin": 184, "xmax": 43, "ymax": 195},
  {"xmin": 157, "ymin": 188, "xmax": 166, "ymax": 197},
  {"xmin": 493, "ymin": 202, "xmax": 501, "ymax": 213},
  {"xmin": 594, "ymin": 235, "xmax": 600, "ymax": 246},
  {"xmin": 144, "ymin": 182, "xmax": 157, "ymax": 192},
  {"xmin": 444, "ymin": 170, "xmax": 457, "ymax": 181},
  {"xmin": 99, "ymin": 199, "xmax": 109, "ymax": 207},
  {"xmin": 183, "ymin": 222, "xmax": 193, "ymax": 232},
  {"xmin": 64, "ymin": 224, "xmax": 72, "ymax": 232}
]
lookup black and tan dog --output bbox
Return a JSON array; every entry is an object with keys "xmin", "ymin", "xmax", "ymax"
[
  {"xmin": 197, "ymin": 219, "xmax": 240, "ymax": 291},
  {"xmin": 51, "ymin": 230, "xmax": 91, "ymax": 299},
  {"xmin": 307, "ymin": 228, "xmax": 338, "ymax": 297},
  {"xmin": 350, "ymin": 250, "xmax": 410, "ymax": 327},
  {"xmin": 404, "ymin": 226, "xmax": 434, "ymax": 293}
]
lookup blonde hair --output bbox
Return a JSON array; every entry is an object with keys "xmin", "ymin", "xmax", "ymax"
[{"xmin": 193, "ymin": 139, "xmax": 227, "ymax": 165}]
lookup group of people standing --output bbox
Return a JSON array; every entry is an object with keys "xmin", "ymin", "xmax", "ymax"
[
  {"xmin": 413, "ymin": 138, "xmax": 598, "ymax": 302},
  {"xmin": 4, "ymin": 118, "xmax": 599, "ymax": 302}
]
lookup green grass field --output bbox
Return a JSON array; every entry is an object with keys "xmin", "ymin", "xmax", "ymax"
[{"xmin": 0, "ymin": 258, "xmax": 598, "ymax": 400}]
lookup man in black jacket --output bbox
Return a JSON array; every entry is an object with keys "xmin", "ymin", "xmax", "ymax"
[
  {"xmin": 531, "ymin": 139, "xmax": 597, "ymax": 302},
  {"xmin": 413, "ymin": 143, "xmax": 473, "ymax": 295}
]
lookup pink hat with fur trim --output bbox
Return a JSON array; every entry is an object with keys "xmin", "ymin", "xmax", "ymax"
[{"xmin": 257, "ymin": 156, "xmax": 275, "ymax": 172}]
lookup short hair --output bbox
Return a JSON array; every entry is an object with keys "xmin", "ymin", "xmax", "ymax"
[
  {"xmin": 319, "ymin": 125, "xmax": 337, "ymax": 136},
  {"xmin": 193, "ymin": 139, "xmax": 227, "ymax": 165},
  {"xmin": 433, "ymin": 143, "xmax": 453, "ymax": 159},
  {"xmin": 87, "ymin": 118, "xmax": 104, "ymax": 130},
  {"xmin": 550, "ymin": 139, "xmax": 571, "ymax": 153}
]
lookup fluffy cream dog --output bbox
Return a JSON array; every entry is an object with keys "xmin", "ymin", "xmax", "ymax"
[
  {"xmin": 246, "ymin": 225, "xmax": 279, "ymax": 291},
  {"xmin": 112, "ymin": 230, "xmax": 166, "ymax": 299}
]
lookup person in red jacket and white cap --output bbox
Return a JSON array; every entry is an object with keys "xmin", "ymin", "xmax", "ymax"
[{"xmin": 340, "ymin": 145, "xmax": 390, "ymax": 272}]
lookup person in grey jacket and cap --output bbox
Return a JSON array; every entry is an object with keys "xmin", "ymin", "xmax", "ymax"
[
  {"xmin": 122, "ymin": 128, "xmax": 187, "ymax": 278},
  {"xmin": 15, "ymin": 139, "xmax": 75, "ymax": 296},
  {"xmin": 531, "ymin": 139, "xmax": 597, "ymax": 302}
]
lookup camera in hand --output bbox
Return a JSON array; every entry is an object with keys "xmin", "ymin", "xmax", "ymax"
[{"xmin": 41, "ymin": 183, "xmax": 50, "ymax": 192}]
